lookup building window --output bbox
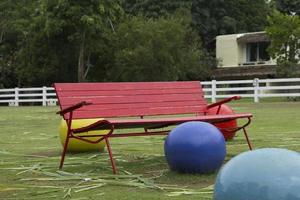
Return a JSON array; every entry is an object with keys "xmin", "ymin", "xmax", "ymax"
[{"xmin": 246, "ymin": 42, "xmax": 270, "ymax": 63}]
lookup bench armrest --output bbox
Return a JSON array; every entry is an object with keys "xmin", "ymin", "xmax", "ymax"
[
  {"xmin": 57, "ymin": 101, "xmax": 92, "ymax": 116},
  {"xmin": 207, "ymin": 96, "xmax": 241, "ymax": 109}
]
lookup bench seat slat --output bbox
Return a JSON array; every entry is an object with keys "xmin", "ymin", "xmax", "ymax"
[
  {"xmin": 60, "ymin": 100, "xmax": 207, "ymax": 109},
  {"xmin": 58, "ymin": 94, "xmax": 205, "ymax": 105},
  {"xmin": 55, "ymin": 81, "xmax": 201, "ymax": 91},
  {"xmin": 75, "ymin": 113, "xmax": 253, "ymax": 131},
  {"xmin": 112, "ymin": 113, "xmax": 253, "ymax": 128},
  {"xmin": 69, "ymin": 101, "xmax": 207, "ymax": 111},
  {"xmin": 57, "ymin": 88, "xmax": 203, "ymax": 97},
  {"xmin": 68, "ymin": 106, "xmax": 207, "ymax": 119}
]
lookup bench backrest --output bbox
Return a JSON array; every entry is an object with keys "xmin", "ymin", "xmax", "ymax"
[{"xmin": 54, "ymin": 81, "xmax": 208, "ymax": 120}]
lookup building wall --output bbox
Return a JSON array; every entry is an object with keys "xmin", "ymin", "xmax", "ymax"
[
  {"xmin": 216, "ymin": 34, "xmax": 240, "ymax": 67},
  {"xmin": 239, "ymin": 43, "xmax": 247, "ymax": 65},
  {"xmin": 216, "ymin": 32, "xmax": 277, "ymax": 68}
]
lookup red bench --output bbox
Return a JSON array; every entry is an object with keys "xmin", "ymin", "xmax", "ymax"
[{"xmin": 54, "ymin": 81, "xmax": 253, "ymax": 174}]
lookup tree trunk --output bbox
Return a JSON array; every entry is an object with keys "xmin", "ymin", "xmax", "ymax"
[
  {"xmin": 78, "ymin": 31, "xmax": 86, "ymax": 82},
  {"xmin": 84, "ymin": 52, "xmax": 91, "ymax": 80}
]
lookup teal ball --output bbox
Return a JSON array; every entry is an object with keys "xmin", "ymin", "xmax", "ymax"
[{"xmin": 214, "ymin": 148, "xmax": 300, "ymax": 200}]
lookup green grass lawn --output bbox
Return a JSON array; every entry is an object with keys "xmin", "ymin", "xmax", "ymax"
[{"xmin": 1, "ymin": 102, "xmax": 300, "ymax": 199}]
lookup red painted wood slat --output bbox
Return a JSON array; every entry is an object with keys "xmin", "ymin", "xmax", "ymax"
[
  {"xmin": 58, "ymin": 94, "xmax": 205, "ymax": 105},
  {"xmin": 64, "ymin": 101, "xmax": 207, "ymax": 111},
  {"xmin": 72, "ymin": 113, "xmax": 253, "ymax": 131},
  {"xmin": 55, "ymin": 81, "xmax": 201, "ymax": 91},
  {"xmin": 65, "ymin": 106, "xmax": 207, "ymax": 119},
  {"xmin": 57, "ymin": 88, "xmax": 204, "ymax": 97},
  {"xmin": 111, "ymin": 113, "xmax": 253, "ymax": 126},
  {"xmin": 54, "ymin": 81, "xmax": 208, "ymax": 119}
]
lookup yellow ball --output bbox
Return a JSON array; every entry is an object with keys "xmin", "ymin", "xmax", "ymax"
[{"xmin": 59, "ymin": 118, "xmax": 107, "ymax": 152}]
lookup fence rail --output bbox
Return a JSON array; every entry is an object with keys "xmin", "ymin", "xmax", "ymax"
[{"xmin": 1, "ymin": 78, "xmax": 300, "ymax": 106}]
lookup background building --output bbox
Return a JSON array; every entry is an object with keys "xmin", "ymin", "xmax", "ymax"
[{"xmin": 214, "ymin": 32, "xmax": 277, "ymax": 80}]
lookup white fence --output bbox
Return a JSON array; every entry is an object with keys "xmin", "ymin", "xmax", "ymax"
[
  {"xmin": 1, "ymin": 78, "xmax": 300, "ymax": 106},
  {"xmin": 0, "ymin": 86, "xmax": 57, "ymax": 106}
]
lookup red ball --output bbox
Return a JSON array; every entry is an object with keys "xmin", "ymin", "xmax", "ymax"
[{"xmin": 207, "ymin": 104, "xmax": 237, "ymax": 140}]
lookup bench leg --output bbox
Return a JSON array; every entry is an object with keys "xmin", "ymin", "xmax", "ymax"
[
  {"xmin": 59, "ymin": 134, "xmax": 71, "ymax": 169},
  {"xmin": 105, "ymin": 138, "xmax": 117, "ymax": 174},
  {"xmin": 243, "ymin": 127, "xmax": 252, "ymax": 150}
]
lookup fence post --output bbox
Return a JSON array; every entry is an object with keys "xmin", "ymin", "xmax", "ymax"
[
  {"xmin": 211, "ymin": 80, "xmax": 217, "ymax": 103},
  {"xmin": 253, "ymin": 78, "xmax": 260, "ymax": 103},
  {"xmin": 42, "ymin": 86, "xmax": 47, "ymax": 106},
  {"xmin": 15, "ymin": 87, "xmax": 19, "ymax": 106}
]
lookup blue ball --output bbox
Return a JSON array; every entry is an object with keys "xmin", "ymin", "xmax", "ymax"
[
  {"xmin": 214, "ymin": 148, "xmax": 300, "ymax": 200},
  {"xmin": 164, "ymin": 121, "xmax": 226, "ymax": 173}
]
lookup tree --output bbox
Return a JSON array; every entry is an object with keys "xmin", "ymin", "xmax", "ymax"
[
  {"xmin": 191, "ymin": 0, "xmax": 271, "ymax": 51},
  {"xmin": 266, "ymin": 11, "xmax": 300, "ymax": 77},
  {"xmin": 274, "ymin": 0, "xmax": 300, "ymax": 15},
  {"xmin": 107, "ymin": 15, "xmax": 215, "ymax": 82},
  {"xmin": 1, "ymin": 0, "xmax": 123, "ymax": 86},
  {"xmin": 42, "ymin": 0, "xmax": 123, "ymax": 82},
  {"xmin": 1, "ymin": 0, "xmax": 217, "ymax": 87},
  {"xmin": 0, "ymin": 0, "xmax": 37, "ymax": 87},
  {"xmin": 122, "ymin": 0, "xmax": 192, "ymax": 18}
]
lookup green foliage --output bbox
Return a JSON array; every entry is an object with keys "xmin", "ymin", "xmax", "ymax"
[
  {"xmin": 106, "ymin": 15, "xmax": 214, "ymax": 82},
  {"xmin": 0, "ymin": 0, "xmax": 123, "ymax": 86},
  {"xmin": 266, "ymin": 11, "xmax": 300, "ymax": 77},
  {"xmin": 0, "ymin": 0, "xmax": 28, "ymax": 87},
  {"xmin": 191, "ymin": 0, "xmax": 271, "ymax": 50},
  {"xmin": 274, "ymin": 0, "xmax": 300, "ymax": 15},
  {"xmin": 122, "ymin": 0, "xmax": 192, "ymax": 18},
  {"xmin": 1, "ymin": 0, "xmax": 216, "ymax": 87},
  {"xmin": 41, "ymin": 0, "xmax": 123, "ymax": 82}
]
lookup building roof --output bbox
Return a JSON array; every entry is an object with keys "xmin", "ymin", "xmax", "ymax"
[
  {"xmin": 237, "ymin": 31, "xmax": 270, "ymax": 43},
  {"xmin": 213, "ymin": 65, "xmax": 276, "ymax": 80}
]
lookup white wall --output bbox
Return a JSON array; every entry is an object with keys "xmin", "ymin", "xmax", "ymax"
[
  {"xmin": 217, "ymin": 32, "xmax": 277, "ymax": 67},
  {"xmin": 216, "ymin": 34, "xmax": 240, "ymax": 67}
]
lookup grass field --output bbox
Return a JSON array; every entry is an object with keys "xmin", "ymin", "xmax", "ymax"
[{"xmin": 1, "ymin": 102, "xmax": 300, "ymax": 199}]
